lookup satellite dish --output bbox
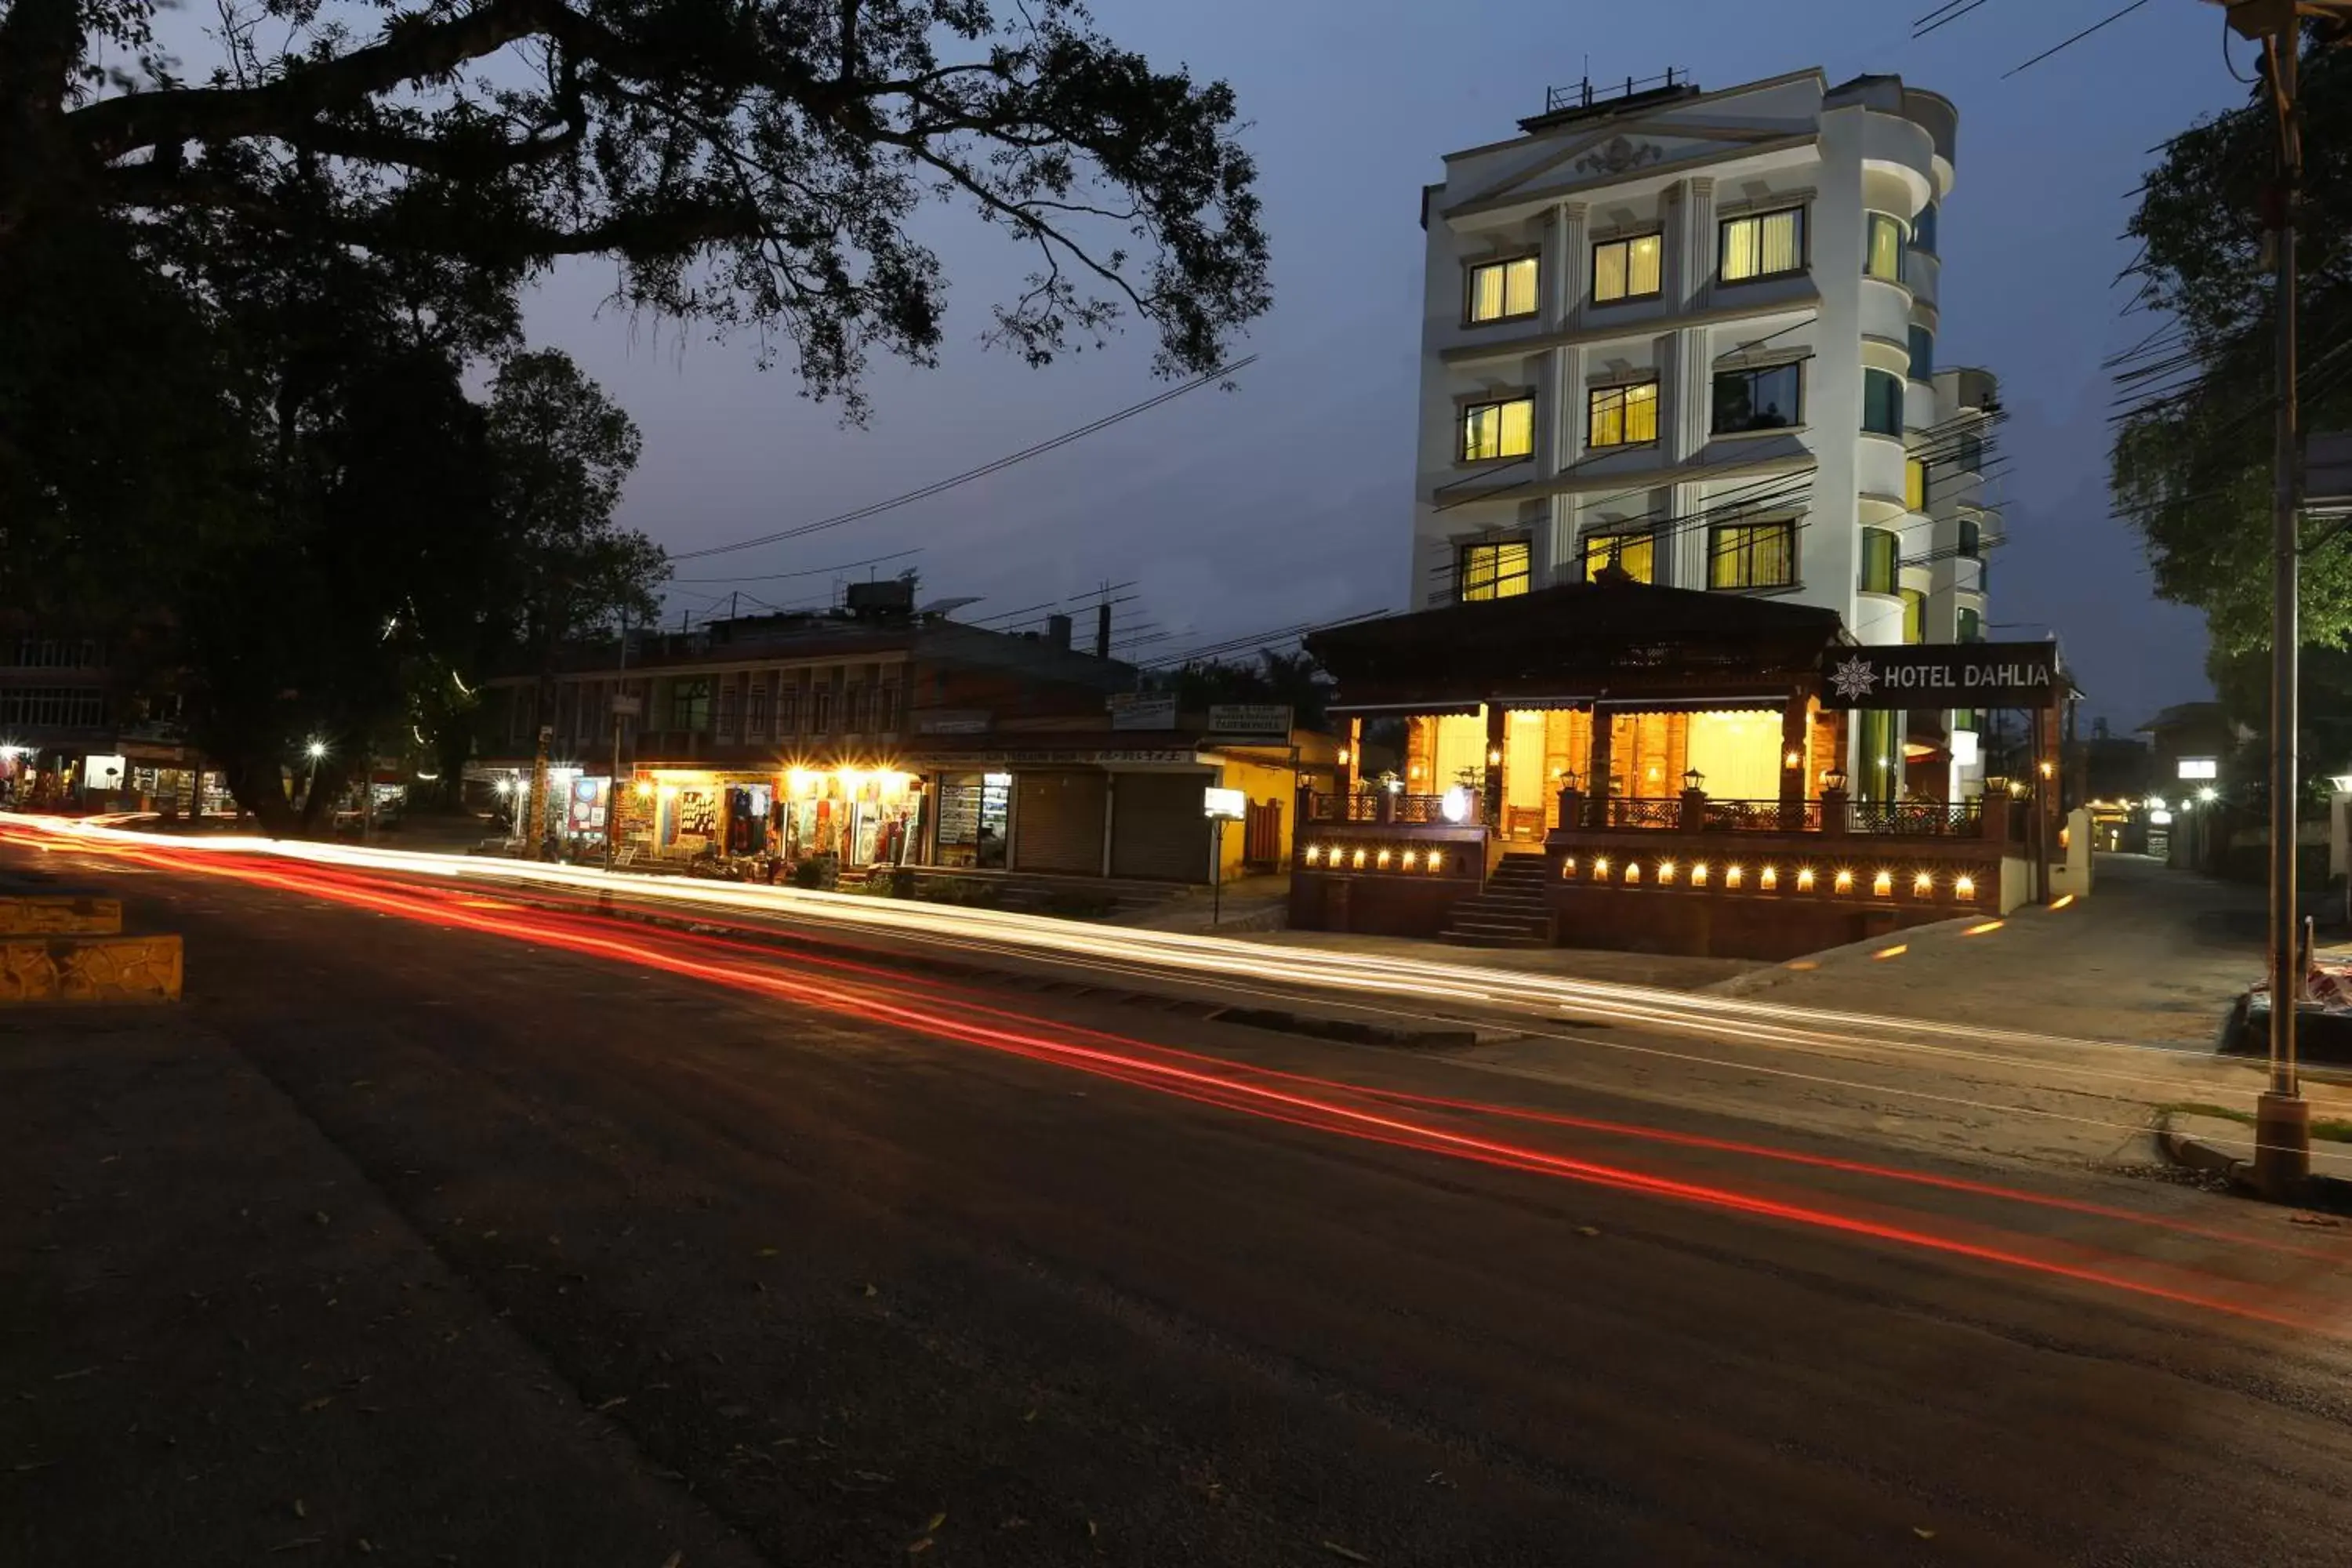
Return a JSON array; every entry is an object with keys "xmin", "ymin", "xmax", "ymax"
[{"xmin": 920, "ymin": 597, "xmax": 983, "ymax": 617}]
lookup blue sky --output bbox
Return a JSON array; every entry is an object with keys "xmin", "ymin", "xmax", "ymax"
[{"xmin": 517, "ymin": 0, "xmax": 2245, "ymax": 729}]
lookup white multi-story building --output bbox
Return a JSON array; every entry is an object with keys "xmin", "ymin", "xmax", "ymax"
[{"xmin": 1409, "ymin": 69, "xmax": 2000, "ymax": 800}]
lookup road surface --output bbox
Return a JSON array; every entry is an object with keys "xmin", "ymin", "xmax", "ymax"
[{"xmin": 7, "ymin": 834, "xmax": 2352, "ymax": 1566}]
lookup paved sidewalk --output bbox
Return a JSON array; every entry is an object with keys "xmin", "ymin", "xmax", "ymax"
[{"xmin": 1711, "ymin": 855, "xmax": 2266, "ymax": 1050}]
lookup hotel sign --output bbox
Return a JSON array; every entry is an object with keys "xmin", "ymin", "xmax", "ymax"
[{"xmin": 1819, "ymin": 643, "xmax": 2061, "ymax": 710}]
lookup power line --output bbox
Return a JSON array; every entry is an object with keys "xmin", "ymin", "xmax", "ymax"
[
  {"xmin": 669, "ymin": 355, "xmax": 1260, "ymax": 562},
  {"xmin": 2003, "ymin": 0, "xmax": 2154, "ymax": 79},
  {"xmin": 1915, "ymin": 0, "xmax": 1996, "ymax": 41},
  {"xmin": 668, "ymin": 547, "xmax": 925, "ymax": 586}
]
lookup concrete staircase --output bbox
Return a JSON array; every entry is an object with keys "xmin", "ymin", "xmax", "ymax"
[{"xmin": 1438, "ymin": 853, "xmax": 1555, "ymax": 949}]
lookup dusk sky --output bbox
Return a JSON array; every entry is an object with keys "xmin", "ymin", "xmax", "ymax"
[{"xmin": 513, "ymin": 0, "xmax": 2245, "ymax": 729}]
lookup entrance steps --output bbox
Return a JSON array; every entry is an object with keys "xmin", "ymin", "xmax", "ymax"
[{"xmin": 1438, "ymin": 853, "xmax": 1555, "ymax": 949}]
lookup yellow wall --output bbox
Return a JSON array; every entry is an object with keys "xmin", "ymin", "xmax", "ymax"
[{"xmin": 1217, "ymin": 753, "xmax": 1298, "ymax": 879}]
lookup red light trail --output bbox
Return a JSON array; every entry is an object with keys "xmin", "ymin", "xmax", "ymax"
[{"xmin": 61, "ymin": 837, "xmax": 2345, "ymax": 1334}]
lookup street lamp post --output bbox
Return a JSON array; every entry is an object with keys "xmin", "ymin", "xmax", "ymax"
[{"xmin": 303, "ymin": 739, "xmax": 328, "ymax": 821}]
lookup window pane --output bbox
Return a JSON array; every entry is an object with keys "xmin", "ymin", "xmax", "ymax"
[
  {"xmin": 1584, "ymin": 533, "xmax": 1654, "ymax": 583},
  {"xmin": 1862, "ymin": 369, "xmax": 1904, "ymax": 436},
  {"xmin": 1915, "ymin": 201, "xmax": 1939, "ymax": 254},
  {"xmin": 1711, "ymin": 372, "xmax": 1751, "ymax": 434},
  {"xmin": 1722, "ymin": 216, "xmax": 1759, "ymax": 281},
  {"xmin": 1905, "ymin": 459, "xmax": 1926, "ymax": 513},
  {"xmin": 1498, "ymin": 397, "xmax": 1534, "ymax": 456},
  {"xmin": 1908, "ymin": 325, "xmax": 1934, "ymax": 380},
  {"xmin": 1590, "ymin": 387, "xmax": 1623, "ymax": 447},
  {"xmin": 1495, "ymin": 541, "xmax": 1530, "ymax": 597},
  {"xmin": 1461, "ymin": 540, "xmax": 1531, "ymax": 601},
  {"xmin": 1959, "ymin": 517, "xmax": 1980, "ymax": 557},
  {"xmin": 1593, "ymin": 241, "xmax": 1628, "ymax": 303},
  {"xmin": 1959, "ymin": 608, "xmax": 1982, "ymax": 642},
  {"xmin": 1463, "ymin": 404, "xmax": 1495, "ymax": 459},
  {"xmin": 1759, "ymin": 209, "xmax": 1801, "ymax": 275},
  {"xmin": 1902, "ymin": 588, "xmax": 1926, "ymax": 644},
  {"xmin": 1861, "ymin": 528, "xmax": 1898, "ymax": 593},
  {"xmin": 1468, "ymin": 263, "xmax": 1504, "ymax": 322},
  {"xmin": 1865, "ymin": 213, "xmax": 1904, "ymax": 281},
  {"xmin": 1503, "ymin": 257, "xmax": 1539, "ymax": 317},
  {"xmin": 1624, "ymin": 383, "xmax": 1658, "ymax": 444},
  {"xmin": 1628, "ymin": 234, "xmax": 1662, "ymax": 296}
]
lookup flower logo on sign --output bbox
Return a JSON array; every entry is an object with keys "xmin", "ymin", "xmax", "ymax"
[{"xmin": 1830, "ymin": 655, "xmax": 1878, "ymax": 702}]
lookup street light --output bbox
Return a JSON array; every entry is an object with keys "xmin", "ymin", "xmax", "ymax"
[{"xmin": 303, "ymin": 739, "xmax": 327, "ymax": 815}]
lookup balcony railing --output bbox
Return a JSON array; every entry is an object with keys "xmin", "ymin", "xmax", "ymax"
[
  {"xmin": 1305, "ymin": 791, "xmax": 1450, "ymax": 825},
  {"xmin": 1702, "ymin": 798, "xmax": 1824, "ymax": 833},
  {"xmin": 1848, "ymin": 799, "xmax": 1984, "ymax": 835},
  {"xmin": 1562, "ymin": 796, "xmax": 1984, "ymax": 837}
]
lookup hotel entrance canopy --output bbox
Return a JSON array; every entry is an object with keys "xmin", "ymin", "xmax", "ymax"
[{"xmin": 1308, "ymin": 579, "xmax": 1849, "ymax": 713}]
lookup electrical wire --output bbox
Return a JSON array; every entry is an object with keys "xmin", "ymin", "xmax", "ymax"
[
  {"xmin": 668, "ymin": 547, "xmax": 925, "ymax": 586},
  {"xmin": 667, "ymin": 356, "xmax": 1258, "ymax": 562},
  {"xmin": 2002, "ymin": 0, "xmax": 2154, "ymax": 80}
]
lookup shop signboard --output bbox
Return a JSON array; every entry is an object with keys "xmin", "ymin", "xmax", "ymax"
[
  {"xmin": 1202, "ymin": 786, "xmax": 1247, "ymax": 821},
  {"xmin": 609, "ymin": 694, "xmax": 642, "ymax": 719},
  {"xmin": 567, "ymin": 776, "xmax": 608, "ymax": 834},
  {"xmin": 1208, "ymin": 703, "xmax": 1292, "ymax": 736},
  {"xmin": 918, "ymin": 710, "xmax": 992, "ymax": 735},
  {"xmin": 1109, "ymin": 692, "xmax": 1178, "ymax": 731},
  {"xmin": 1818, "ymin": 642, "xmax": 2062, "ymax": 710}
]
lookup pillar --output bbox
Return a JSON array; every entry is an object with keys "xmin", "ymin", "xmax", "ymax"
[
  {"xmin": 1780, "ymin": 692, "xmax": 1810, "ymax": 812},
  {"xmin": 1483, "ymin": 703, "xmax": 1506, "ymax": 827},
  {"xmin": 1587, "ymin": 710, "xmax": 1616, "ymax": 807},
  {"xmin": 1341, "ymin": 716, "xmax": 1362, "ymax": 795}
]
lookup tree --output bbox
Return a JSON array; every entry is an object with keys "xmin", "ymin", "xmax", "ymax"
[
  {"xmin": 2, "ymin": 0, "xmax": 1271, "ymax": 416},
  {"xmin": 2114, "ymin": 37, "xmax": 2352, "ymax": 654},
  {"xmin": 1161, "ymin": 648, "xmax": 1330, "ymax": 730}
]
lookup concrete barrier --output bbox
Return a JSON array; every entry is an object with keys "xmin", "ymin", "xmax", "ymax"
[
  {"xmin": 0, "ymin": 895, "xmax": 123, "ymax": 935},
  {"xmin": 0, "ymin": 935, "xmax": 183, "ymax": 1004}
]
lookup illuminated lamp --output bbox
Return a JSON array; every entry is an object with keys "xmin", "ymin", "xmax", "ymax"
[
  {"xmin": 1425, "ymin": 853, "xmax": 1444, "ymax": 875},
  {"xmin": 633, "ymin": 781, "xmax": 652, "ymax": 799},
  {"xmin": 1913, "ymin": 870, "xmax": 1933, "ymax": 895},
  {"xmin": 1303, "ymin": 845, "xmax": 1320, "ymax": 866},
  {"xmin": 495, "ymin": 779, "xmax": 514, "ymax": 795},
  {"xmin": 2038, "ymin": 759, "xmax": 2055, "ymax": 780},
  {"xmin": 1759, "ymin": 865, "xmax": 1777, "ymax": 891},
  {"xmin": 1657, "ymin": 860, "xmax": 1675, "ymax": 884},
  {"xmin": 1955, "ymin": 874, "xmax": 1976, "ymax": 901},
  {"xmin": 1561, "ymin": 857, "xmax": 1577, "ymax": 878},
  {"xmin": 1401, "ymin": 850, "xmax": 1417, "ymax": 869},
  {"xmin": 1487, "ymin": 747, "xmax": 1503, "ymax": 767},
  {"xmin": 1871, "ymin": 869, "xmax": 1892, "ymax": 897},
  {"xmin": 1681, "ymin": 767, "xmax": 1704, "ymax": 793},
  {"xmin": 1440, "ymin": 786, "xmax": 1472, "ymax": 823},
  {"xmin": 1376, "ymin": 848, "xmax": 1392, "ymax": 868},
  {"xmin": 1823, "ymin": 766, "xmax": 1849, "ymax": 793},
  {"xmin": 1783, "ymin": 749, "xmax": 1802, "ymax": 769},
  {"xmin": 786, "ymin": 768, "xmax": 816, "ymax": 798},
  {"xmin": 1592, "ymin": 856, "xmax": 1610, "ymax": 879},
  {"xmin": 1832, "ymin": 868, "xmax": 1853, "ymax": 894},
  {"xmin": 1726, "ymin": 863, "xmax": 1744, "ymax": 888},
  {"xmin": 1690, "ymin": 862, "xmax": 1708, "ymax": 887},
  {"xmin": 1352, "ymin": 848, "xmax": 1367, "ymax": 869},
  {"xmin": 1623, "ymin": 861, "xmax": 1641, "ymax": 884},
  {"xmin": 1797, "ymin": 867, "xmax": 1817, "ymax": 892},
  {"xmin": 1338, "ymin": 746, "xmax": 1352, "ymax": 764},
  {"xmin": 839, "ymin": 767, "xmax": 870, "ymax": 793},
  {"xmin": 1409, "ymin": 763, "xmax": 1425, "ymax": 780}
]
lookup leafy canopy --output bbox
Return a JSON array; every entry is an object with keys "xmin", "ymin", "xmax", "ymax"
[{"xmin": 2, "ymin": 0, "xmax": 1271, "ymax": 415}]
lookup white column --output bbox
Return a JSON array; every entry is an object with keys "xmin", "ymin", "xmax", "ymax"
[{"xmin": 1544, "ymin": 201, "xmax": 1590, "ymax": 587}]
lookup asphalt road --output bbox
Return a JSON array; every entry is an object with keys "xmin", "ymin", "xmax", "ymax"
[{"xmin": 9, "ymin": 840, "xmax": 2352, "ymax": 1566}]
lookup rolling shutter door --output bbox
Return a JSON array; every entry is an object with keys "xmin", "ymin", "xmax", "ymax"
[
  {"xmin": 1109, "ymin": 772, "xmax": 1210, "ymax": 882},
  {"xmin": 1013, "ymin": 772, "xmax": 1106, "ymax": 873}
]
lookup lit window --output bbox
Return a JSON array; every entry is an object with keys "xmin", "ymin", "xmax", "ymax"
[
  {"xmin": 1864, "ymin": 212, "xmax": 1906, "ymax": 283},
  {"xmin": 1460, "ymin": 539, "xmax": 1531, "ymax": 602},
  {"xmin": 1462, "ymin": 397, "xmax": 1535, "ymax": 461},
  {"xmin": 1581, "ymin": 532, "xmax": 1655, "ymax": 583},
  {"xmin": 1901, "ymin": 588, "xmax": 1927, "ymax": 644},
  {"xmin": 1592, "ymin": 234, "xmax": 1663, "ymax": 303},
  {"xmin": 1860, "ymin": 528, "xmax": 1900, "ymax": 595},
  {"xmin": 1708, "ymin": 519, "xmax": 1797, "ymax": 590},
  {"xmin": 1905, "ymin": 458, "xmax": 1928, "ymax": 513},
  {"xmin": 1588, "ymin": 381, "xmax": 1659, "ymax": 448},
  {"xmin": 1720, "ymin": 206, "xmax": 1805, "ymax": 283},
  {"xmin": 1711, "ymin": 362, "xmax": 1802, "ymax": 434},
  {"xmin": 1863, "ymin": 368, "xmax": 1905, "ymax": 437},
  {"xmin": 1466, "ymin": 256, "xmax": 1540, "ymax": 323}
]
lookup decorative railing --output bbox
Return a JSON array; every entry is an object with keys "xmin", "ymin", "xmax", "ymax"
[
  {"xmin": 1604, "ymin": 797, "xmax": 1684, "ymax": 829},
  {"xmin": 1701, "ymin": 798, "xmax": 1824, "ymax": 833},
  {"xmin": 1305, "ymin": 791, "xmax": 1450, "ymax": 825},
  {"xmin": 1848, "ymin": 799, "xmax": 1984, "ymax": 836}
]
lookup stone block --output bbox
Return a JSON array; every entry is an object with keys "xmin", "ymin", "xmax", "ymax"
[
  {"xmin": 0, "ymin": 896, "xmax": 124, "ymax": 935},
  {"xmin": 0, "ymin": 935, "xmax": 183, "ymax": 1004}
]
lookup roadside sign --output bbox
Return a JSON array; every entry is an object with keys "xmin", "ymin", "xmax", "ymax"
[
  {"xmin": 610, "ymin": 694, "xmax": 643, "ymax": 718},
  {"xmin": 1202, "ymin": 786, "xmax": 1247, "ymax": 821},
  {"xmin": 1109, "ymin": 692, "xmax": 1178, "ymax": 731},
  {"xmin": 1208, "ymin": 703, "xmax": 1292, "ymax": 735}
]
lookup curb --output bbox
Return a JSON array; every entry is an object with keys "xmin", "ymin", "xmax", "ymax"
[
  {"xmin": 487, "ymin": 882, "xmax": 1479, "ymax": 1052},
  {"xmin": 2150, "ymin": 1109, "xmax": 2352, "ymax": 1210}
]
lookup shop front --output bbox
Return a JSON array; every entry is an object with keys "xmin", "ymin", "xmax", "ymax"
[{"xmin": 627, "ymin": 763, "xmax": 921, "ymax": 876}]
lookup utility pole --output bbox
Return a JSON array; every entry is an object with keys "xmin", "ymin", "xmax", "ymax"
[{"xmin": 2208, "ymin": 0, "xmax": 2352, "ymax": 1192}]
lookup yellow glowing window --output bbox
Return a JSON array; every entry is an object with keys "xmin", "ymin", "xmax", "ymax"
[
  {"xmin": 1721, "ymin": 206, "xmax": 1805, "ymax": 283},
  {"xmin": 1462, "ymin": 397, "xmax": 1535, "ymax": 462},
  {"xmin": 1865, "ymin": 212, "xmax": 1906, "ymax": 283},
  {"xmin": 1902, "ymin": 588, "xmax": 1927, "ymax": 644},
  {"xmin": 1708, "ymin": 519, "xmax": 1796, "ymax": 590},
  {"xmin": 1588, "ymin": 381, "xmax": 1659, "ymax": 448},
  {"xmin": 1467, "ymin": 256, "xmax": 1539, "ymax": 323},
  {"xmin": 1905, "ymin": 457, "xmax": 1928, "ymax": 513},
  {"xmin": 1581, "ymin": 531, "xmax": 1655, "ymax": 584},
  {"xmin": 1460, "ymin": 539, "xmax": 1531, "ymax": 601},
  {"xmin": 1592, "ymin": 234, "xmax": 1662, "ymax": 303}
]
